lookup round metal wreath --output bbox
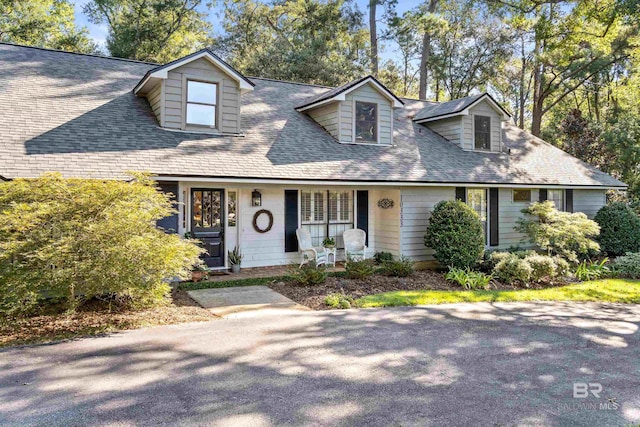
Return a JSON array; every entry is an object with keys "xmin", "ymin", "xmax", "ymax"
[{"xmin": 252, "ymin": 209, "xmax": 274, "ymax": 233}]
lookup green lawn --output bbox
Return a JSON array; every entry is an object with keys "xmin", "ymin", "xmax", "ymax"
[{"xmin": 356, "ymin": 279, "xmax": 640, "ymax": 308}]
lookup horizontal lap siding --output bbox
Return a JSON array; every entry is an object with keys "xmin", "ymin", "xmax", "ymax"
[
  {"xmin": 308, "ymin": 103, "xmax": 339, "ymax": 139},
  {"xmin": 462, "ymin": 101, "xmax": 503, "ymax": 152},
  {"xmin": 147, "ymin": 83, "xmax": 162, "ymax": 125},
  {"xmin": 400, "ymin": 187, "xmax": 455, "ymax": 261},
  {"xmin": 371, "ymin": 189, "xmax": 401, "ymax": 256},
  {"xmin": 573, "ymin": 190, "xmax": 607, "ymax": 218},
  {"xmin": 497, "ymin": 188, "xmax": 538, "ymax": 249},
  {"xmin": 165, "ymin": 57, "xmax": 241, "ymax": 134},
  {"xmin": 343, "ymin": 84, "xmax": 393, "ymax": 145},
  {"xmin": 426, "ymin": 117, "xmax": 462, "ymax": 146}
]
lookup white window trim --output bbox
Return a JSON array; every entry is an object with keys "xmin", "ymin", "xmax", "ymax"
[
  {"xmin": 352, "ymin": 99, "xmax": 380, "ymax": 145},
  {"xmin": 182, "ymin": 74, "xmax": 222, "ymax": 131},
  {"xmin": 467, "ymin": 188, "xmax": 490, "ymax": 246},
  {"xmin": 473, "ymin": 114, "xmax": 492, "ymax": 152},
  {"xmin": 548, "ymin": 189, "xmax": 566, "ymax": 211}
]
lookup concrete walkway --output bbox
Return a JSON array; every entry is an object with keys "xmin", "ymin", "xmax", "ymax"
[
  {"xmin": 188, "ymin": 285, "xmax": 309, "ymax": 316},
  {"xmin": 1, "ymin": 301, "xmax": 639, "ymax": 426}
]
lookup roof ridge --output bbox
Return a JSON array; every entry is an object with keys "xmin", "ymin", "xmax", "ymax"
[
  {"xmin": 247, "ymin": 76, "xmax": 333, "ymax": 89},
  {"xmin": 0, "ymin": 41, "xmax": 159, "ymax": 66}
]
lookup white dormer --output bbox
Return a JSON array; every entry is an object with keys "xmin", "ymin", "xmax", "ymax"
[
  {"xmin": 414, "ymin": 93, "xmax": 511, "ymax": 153},
  {"xmin": 296, "ymin": 76, "xmax": 404, "ymax": 146},
  {"xmin": 133, "ymin": 49, "xmax": 254, "ymax": 135}
]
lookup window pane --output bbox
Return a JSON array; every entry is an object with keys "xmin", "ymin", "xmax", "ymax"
[
  {"xmin": 513, "ymin": 189, "xmax": 531, "ymax": 202},
  {"xmin": 193, "ymin": 191, "xmax": 202, "ymax": 228},
  {"xmin": 355, "ymin": 101, "xmax": 377, "ymax": 142},
  {"xmin": 187, "ymin": 81, "xmax": 217, "ymax": 104},
  {"xmin": 301, "ymin": 191, "xmax": 312, "ymax": 222},
  {"xmin": 328, "ymin": 192, "xmax": 338, "ymax": 222},
  {"xmin": 186, "ymin": 104, "xmax": 216, "ymax": 126},
  {"xmin": 228, "ymin": 191, "xmax": 237, "ymax": 227},
  {"xmin": 313, "ymin": 191, "xmax": 325, "ymax": 222},
  {"xmin": 548, "ymin": 190, "xmax": 564, "ymax": 211},
  {"xmin": 474, "ymin": 116, "xmax": 491, "ymax": 150},
  {"xmin": 467, "ymin": 189, "xmax": 487, "ymax": 244},
  {"xmin": 340, "ymin": 192, "xmax": 351, "ymax": 221}
]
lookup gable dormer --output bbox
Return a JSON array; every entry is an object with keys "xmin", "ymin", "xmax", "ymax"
[
  {"xmin": 133, "ymin": 49, "xmax": 254, "ymax": 135},
  {"xmin": 414, "ymin": 93, "xmax": 511, "ymax": 153},
  {"xmin": 296, "ymin": 76, "xmax": 404, "ymax": 146}
]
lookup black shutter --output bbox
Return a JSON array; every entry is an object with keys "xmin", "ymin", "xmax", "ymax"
[
  {"xmin": 539, "ymin": 189, "xmax": 548, "ymax": 202},
  {"xmin": 156, "ymin": 182, "xmax": 179, "ymax": 233},
  {"xmin": 356, "ymin": 190, "xmax": 369, "ymax": 246},
  {"xmin": 455, "ymin": 187, "xmax": 466, "ymax": 203},
  {"xmin": 566, "ymin": 189, "xmax": 574, "ymax": 213},
  {"xmin": 284, "ymin": 190, "xmax": 298, "ymax": 252},
  {"xmin": 489, "ymin": 188, "xmax": 499, "ymax": 247}
]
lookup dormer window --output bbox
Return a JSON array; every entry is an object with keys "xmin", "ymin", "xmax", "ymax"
[
  {"xmin": 474, "ymin": 115, "xmax": 491, "ymax": 150},
  {"xmin": 186, "ymin": 80, "xmax": 217, "ymax": 127},
  {"xmin": 355, "ymin": 101, "xmax": 377, "ymax": 143}
]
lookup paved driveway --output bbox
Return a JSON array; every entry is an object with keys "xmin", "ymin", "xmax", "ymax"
[{"xmin": 1, "ymin": 302, "xmax": 639, "ymax": 426}]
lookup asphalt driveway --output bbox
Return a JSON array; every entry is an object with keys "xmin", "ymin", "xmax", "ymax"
[{"xmin": 1, "ymin": 302, "xmax": 639, "ymax": 426}]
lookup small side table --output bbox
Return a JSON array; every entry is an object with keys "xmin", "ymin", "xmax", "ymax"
[{"xmin": 325, "ymin": 247, "xmax": 337, "ymax": 267}]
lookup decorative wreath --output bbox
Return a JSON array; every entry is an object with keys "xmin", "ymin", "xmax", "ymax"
[
  {"xmin": 252, "ymin": 209, "xmax": 274, "ymax": 233},
  {"xmin": 377, "ymin": 198, "xmax": 395, "ymax": 209}
]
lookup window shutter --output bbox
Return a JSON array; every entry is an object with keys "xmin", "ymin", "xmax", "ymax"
[
  {"xmin": 455, "ymin": 187, "xmax": 466, "ymax": 203},
  {"xmin": 566, "ymin": 189, "xmax": 574, "ymax": 213},
  {"xmin": 539, "ymin": 189, "xmax": 548, "ymax": 202},
  {"xmin": 284, "ymin": 190, "xmax": 298, "ymax": 252},
  {"xmin": 489, "ymin": 188, "xmax": 499, "ymax": 247},
  {"xmin": 156, "ymin": 182, "xmax": 179, "ymax": 233},
  {"xmin": 356, "ymin": 191, "xmax": 369, "ymax": 246}
]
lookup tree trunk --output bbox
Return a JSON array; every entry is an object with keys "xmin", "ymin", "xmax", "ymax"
[
  {"xmin": 518, "ymin": 36, "xmax": 526, "ymax": 129},
  {"xmin": 369, "ymin": 0, "xmax": 378, "ymax": 76},
  {"xmin": 418, "ymin": 0, "xmax": 438, "ymax": 100},
  {"xmin": 531, "ymin": 36, "xmax": 544, "ymax": 136}
]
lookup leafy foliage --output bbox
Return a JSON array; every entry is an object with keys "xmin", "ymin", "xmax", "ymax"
[
  {"xmin": 614, "ymin": 252, "xmax": 640, "ymax": 279},
  {"xmin": 288, "ymin": 262, "xmax": 327, "ymax": 286},
  {"xmin": 493, "ymin": 254, "xmax": 533, "ymax": 285},
  {"xmin": 524, "ymin": 254, "xmax": 557, "ymax": 282},
  {"xmin": 0, "ymin": 174, "xmax": 203, "ymax": 316},
  {"xmin": 424, "ymin": 200, "xmax": 485, "ymax": 269},
  {"xmin": 374, "ymin": 251, "xmax": 394, "ymax": 265},
  {"xmin": 324, "ymin": 292, "xmax": 355, "ymax": 309},
  {"xmin": 575, "ymin": 259, "xmax": 610, "ymax": 282},
  {"xmin": 345, "ymin": 256, "xmax": 376, "ymax": 279},
  {"xmin": 445, "ymin": 267, "xmax": 492, "ymax": 290},
  {"xmin": 515, "ymin": 201, "xmax": 600, "ymax": 263},
  {"xmin": 381, "ymin": 255, "xmax": 414, "ymax": 277},
  {"xmin": 594, "ymin": 202, "xmax": 640, "ymax": 256}
]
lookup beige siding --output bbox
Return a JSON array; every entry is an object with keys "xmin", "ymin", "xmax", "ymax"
[
  {"xmin": 462, "ymin": 100, "xmax": 503, "ymax": 152},
  {"xmin": 426, "ymin": 117, "xmax": 462, "ymax": 146},
  {"xmin": 342, "ymin": 83, "xmax": 393, "ymax": 145},
  {"xmin": 573, "ymin": 189, "xmax": 607, "ymax": 218},
  {"xmin": 308, "ymin": 103, "xmax": 339, "ymax": 139},
  {"xmin": 400, "ymin": 187, "xmax": 455, "ymax": 261},
  {"xmin": 164, "ymin": 57, "xmax": 241, "ymax": 134},
  {"xmin": 147, "ymin": 83, "xmax": 162, "ymax": 125},
  {"xmin": 370, "ymin": 189, "xmax": 401, "ymax": 256}
]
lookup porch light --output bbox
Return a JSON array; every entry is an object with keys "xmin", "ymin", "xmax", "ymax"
[{"xmin": 251, "ymin": 189, "xmax": 262, "ymax": 207}]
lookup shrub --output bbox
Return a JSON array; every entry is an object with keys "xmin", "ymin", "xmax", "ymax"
[
  {"xmin": 374, "ymin": 251, "xmax": 394, "ymax": 265},
  {"xmin": 594, "ymin": 202, "xmax": 640, "ymax": 256},
  {"xmin": 445, "ymin": 267, "xmax": 492, "ymax": 290},
  {"xmin": 524, "ymin": 254, "xmax": 557, "ymax": 282},
  {"xmin": 424, "ymin": 200, "xmax": 485, "ymax": 269},
  {"xmin": 614, "ymin": 252, "xmax": 640, "ymax": 279},
  {"xmin": 325, "ymin": 292, "xmax": 354, "ymax": 309},
  {"xmin": 382, "ymin": 255, "xmax": 414, "ymax": 277},
  {"xmin": 288, "ymin": 262, "xmax": 327, "ymax": 286},
  {"xmin": 575, "ymin": 259, "xmax": 610, "ymax": 281},
  {"xmin": 515, "ymin": 201, "xmax": 600, "ymax": 262},
  {"xmin": 553, "ymin": 256, "xmax": 571, "ymax": 278},
  {"xmin": 0, "ymin": 173, "xmax": 203, "ymax": 316},
  {"xmin": 493, "ymin": 254, "xmax": 533, "ymax": 285},
  {"xmin": 345, "ymin": 256, "xmax": 376, "ymax": 279}
]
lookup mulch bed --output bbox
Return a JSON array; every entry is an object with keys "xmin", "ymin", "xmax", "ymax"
[{"xmin": 269, "ymin": 269, "xmax": 568, "ymax": 310}]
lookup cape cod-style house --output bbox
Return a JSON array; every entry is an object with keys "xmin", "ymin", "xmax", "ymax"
[{"xmin": 0, "ymin": 43, "xmax": 625, "ymax": 269}]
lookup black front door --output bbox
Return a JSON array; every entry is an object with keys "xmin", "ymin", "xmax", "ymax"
[{"xmin": 191, "ymin": 189, "xmax": 224, "ymax": 267}]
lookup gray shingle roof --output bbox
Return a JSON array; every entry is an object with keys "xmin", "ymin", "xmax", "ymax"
[{"xmin": 0, "ymin": 43, "xmax": 625, "ymax": 188}]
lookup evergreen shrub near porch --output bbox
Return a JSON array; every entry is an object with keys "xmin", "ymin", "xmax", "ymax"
[{"xmin": 0, "ymin": 173, "xmax": 203, "ymax": 316}]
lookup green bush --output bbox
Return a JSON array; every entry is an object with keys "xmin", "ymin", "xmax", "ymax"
[
  {"xmin": 614, "ymin": 252, "xmax": 640, "ymax": 279},
  {"xmin": 445, "ymin": 267, "xmax": 492, "ymax": 290},
  {"xmin": 553, "ymin": 256, "xmax": 571, "ymax": 278},
  {"xmin": 382, "ymin": 255, "xmax": 414, "ymax": 277},
  {"xmin": 325, "ymin": 292, "xmax": 355, "ymax": 309},
  {"xmin": 289, "ymin": 262, "xmax": 327, "ymax": 286},
  {"xmin": 0, "ymin": 173, "xmax": 203, "ymax": 316},
  {"xmin": 575, "ymin": 259, "xmax": 610, "ymax": 281},
  {"xmin": 594, "ymin": 202, "xmax": 640, "ymax": 256},
  {"xmin": 345, "ymin": 256, "xmax": 376, "ymax": 279},
  {"xmin": 515, "ymin": 201, "xmax": 600, "ymax": 262},
  {"xmin": 374, "ymin": 251, "xmax": 394, "ymax": 265},
  {"xmin": 493, "ymin": 254, "xmax": 533, "ymax": 285},
  {"xmin": 524, "ymin": 254, "xmax": 557, "ymax": 282},
  {"xmin": 424, "ymin": 200, "xmax": 485, "ymax": 269}
]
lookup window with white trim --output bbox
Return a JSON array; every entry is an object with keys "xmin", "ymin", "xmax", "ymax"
[
  {"xmin": 474, "ymin": 115, "xmax": 491, "ymax": 150},
  {"xmin": 355, "ymin": 101, "xmax": 377, "ymax": 143},
  {"xmin": 301, "ymin": 190, "xmax": 354, "ymax": 247},
  {"xmin": 467, "ymin": 188, "xmax": 488, "ymax": 244},
  {"xmin": 548, "ymin": 189, "xmax": 565, "ymax": 211},
  {"xmin": 186, "ymin": 80, "xmax": 217, "ymax": 127}
]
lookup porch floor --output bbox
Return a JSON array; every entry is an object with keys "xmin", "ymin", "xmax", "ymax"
[{"xmin": 205, "ymin": 264, "xmax": 346, "ymax": 283}]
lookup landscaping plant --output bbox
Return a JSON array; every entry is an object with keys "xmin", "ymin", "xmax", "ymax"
[
  {"xmin": 374, "ymin": 251, "xmax": 394, "ymax": 265},
  {"xmin": 382, "ymin": 255, "xmax": 414, "ymax": 277},
  {"xmin": 614, "ymin": 252, "xmax": 640, "ymax": 279},
  {"xmin": 345, "ymin": 256, "xmax": 376, "ymax": 279},
  {"xmin": 445, "ymin": 267, "xmax": 492, "ymax": 290},
  {"xmin": 575, "ymin": 259, "xmax": 610, "ymax": 281},
  {"xmin": 424, "ymin": 200, "xmax": 485, "ymax": 269},
  {"xmin": 324, "ymin": 292, "xmax": 355, "ymax": 309},
  {"xmin": 524, "ymin": 254, "xmax": 557, "ymax": 282},
  {"xmin": 288, "ymin": 262, "xmax": 328, "ymax": 286},
  {"xmin": 594, "ymin": 202, "xmax": 640, "ymax": 256},
  {"xmin": 0, "ymin": 173, "xmax": 203, "ymax": 316},
  {"xmin": 493, "ymin": 254, "xmax": 533, "ymax": 285},
  {"xmin": 515, "ymin": 201, "xmax": 600, "ymax": 262}
]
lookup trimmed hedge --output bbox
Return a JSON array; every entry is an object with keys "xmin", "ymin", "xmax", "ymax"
[{"xmin": 594, "ymin": 202, "xmax": 640, "ymax": 256}]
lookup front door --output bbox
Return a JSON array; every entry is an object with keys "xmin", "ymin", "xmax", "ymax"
[{"xmin": 191, "ymin": 189, "xmax": 225, "ymax": 267}]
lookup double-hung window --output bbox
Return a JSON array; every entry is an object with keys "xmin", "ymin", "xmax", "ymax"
[
  {"xmin": 301, "ymin": 190, "xmax": 354, "ymax": 247},
  {"xmin": 467, "ymin": 188, "xmax": 488, "ymax": 244},
  {"xmin": 355, "ymin": 101, "xmax": 377, "ymax": 143},
  {"xmin": 474, "ymin": 115, "xmax": 491, "ymax": 150},
  {"xmin": 186, "ymin": 80, "xmax": 217, "ymax": 127},
  {"xmin": 548, "ymin": 189, "xmax": 565, "ymax": 211}
]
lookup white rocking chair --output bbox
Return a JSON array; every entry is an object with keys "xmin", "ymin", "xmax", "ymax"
[
  {"xmin": 296, "ymin": 228, "xmax": 327, "ymax": 268},
  {"xmin": 343, "ymin": 228, "xmax": 368, "ymax": 262}
]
